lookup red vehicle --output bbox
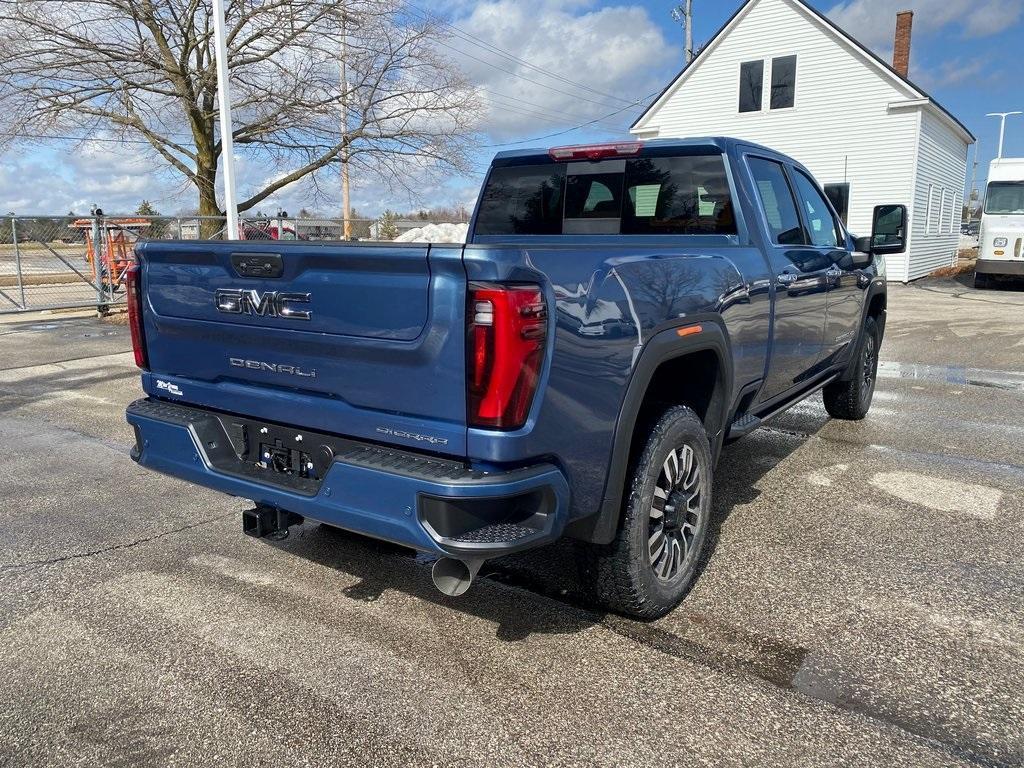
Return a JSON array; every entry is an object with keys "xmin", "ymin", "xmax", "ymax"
[{"xmin": 241, "ymin": 222, "xmax": 308, "ymax": 241}]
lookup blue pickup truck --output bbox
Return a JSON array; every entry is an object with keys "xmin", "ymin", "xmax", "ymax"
[{"xmin": 126, "ymin": 138, "xmax": 904, "ymax": 618}]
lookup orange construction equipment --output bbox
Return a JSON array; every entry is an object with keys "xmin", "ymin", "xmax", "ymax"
[{"xmin": 70, "ymin": 218, "xmax": 151, "ymax": 290}]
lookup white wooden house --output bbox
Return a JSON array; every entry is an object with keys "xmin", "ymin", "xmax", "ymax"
[{"xmin": 630, "ymin": 0, "xmax": 975, "ymax": 281}]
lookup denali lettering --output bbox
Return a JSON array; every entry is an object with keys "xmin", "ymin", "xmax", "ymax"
[
  {"xmin": 376, "ymin": 426, "xmax": 449, "ymax": 446},
  {"xmin": 229, "ymin": 358, "xmax": 316, "ymax": 378},
  {"xmin": 215, "ymin": 289, "xmax": 312, "ymax": 320}
]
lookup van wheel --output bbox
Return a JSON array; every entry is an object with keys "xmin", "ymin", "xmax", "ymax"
[
  {"xmin": 589, "ymin": 405, "xmax": 712, "ymax": 619},
  {"xmin": 974, "ymin": 272, "xmax": 990, "ymax": 289},
  {"xmin": 823, "ymin": 316, "xmax": 879, "ymax": 420}
]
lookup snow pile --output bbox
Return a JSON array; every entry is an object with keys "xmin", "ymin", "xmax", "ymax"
[{"xmin": 394, "ymin": 222, "xmax": 469, "ymax": 243}]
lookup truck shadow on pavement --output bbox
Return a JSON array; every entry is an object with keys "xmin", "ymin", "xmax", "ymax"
[{"xmin": 268, "ymin": 414, "xmax": 818, "ymax": 664}]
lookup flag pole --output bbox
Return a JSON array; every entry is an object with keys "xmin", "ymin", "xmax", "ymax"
[{"xmin": 212, "ymin": 0, "xmax": 240, "ymax": 239}]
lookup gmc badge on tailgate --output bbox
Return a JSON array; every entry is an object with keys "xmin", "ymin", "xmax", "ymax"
[{"xmin": 215, "ymin": 289, "xmax": 311, "ymax": 320}]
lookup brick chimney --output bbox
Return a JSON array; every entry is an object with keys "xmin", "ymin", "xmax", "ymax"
[{"xmin": 893, "ymin": 10, "xmax": 913, "ymax": 78}]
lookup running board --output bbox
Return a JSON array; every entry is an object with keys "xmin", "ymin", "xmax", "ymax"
[
  {"xmin": 726, "ymin": 372, "xmax": 840, "ymax": 442},
  {"xmin": 726, "ymin": 412, "xmax": 761, "ymax": 440}
]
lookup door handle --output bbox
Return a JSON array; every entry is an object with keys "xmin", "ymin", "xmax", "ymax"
[
  {"xmin": 825, "ymin": 265, "xmax": 842, "ymax": 279},
  {"xmin": 777, "ymin": 272, "xmax": 799, "ymax": 285}
]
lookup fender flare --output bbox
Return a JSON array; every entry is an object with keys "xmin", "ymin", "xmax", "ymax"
[
  {"xmin": 839, "ymin": 278, "xmax": 887, "ymax": 381},
  {"xmin": 566, "ymin": 318, "xmax": 734, "ymax": 545},
  {"xmin": 862, "ymin": 278, "xmax": 887, "ymax": 335}
]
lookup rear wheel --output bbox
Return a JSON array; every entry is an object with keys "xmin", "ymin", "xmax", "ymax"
[
  {"xmin": 589, "ymin": 405, "xmax": 712, "ymax": 619},
  {"xmin": 974, "ymin": 272, "xmax": 990, "ymax": 289},
  {"xmin": 823, "ymin": 316, "xmax": 879, "ymax": 420}
]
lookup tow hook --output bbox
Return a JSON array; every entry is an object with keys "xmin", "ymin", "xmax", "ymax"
[{"xmin": 242, "ymin": 505, "xmax": 304, "ymax": 540}]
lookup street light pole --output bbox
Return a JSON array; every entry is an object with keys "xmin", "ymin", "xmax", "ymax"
[
  {"xmin": 986, "ymin": 111, "xmax": 1022, "ymax": 160},
  {"xmin": 212, "ymin": 0, "xmax": 240, "ymax": 239},
  {"xmin": 340, "ymin": 10, "xmax": 352, "ymax": 240},
  {"xmin": 969, "ymin": 137, "xmax": 980, "ymax": 211}
]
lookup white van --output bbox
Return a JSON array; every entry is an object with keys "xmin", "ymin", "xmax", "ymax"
[{"xmin": 976, "ymin": 158, "xmax": 1024, "ymax": 288}]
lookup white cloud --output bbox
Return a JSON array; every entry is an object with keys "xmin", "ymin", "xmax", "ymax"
[
  {"xmin": 0, "ymin": 2, "xmax": 678, "ymax": 217},
  {"xmin": 910, "ymin": 56, "xmax": 988, "ymax": 90},
  {"xmin": 450, "ymin": 0, "xmax": 675, "ymax": 140},
  {"xmin": 0, "ymin": 139, "xmax": 185, "ymax": 215},
  {"xmin": 828, "ymin": 0, "xmax": 1022, "ymax": 51}
]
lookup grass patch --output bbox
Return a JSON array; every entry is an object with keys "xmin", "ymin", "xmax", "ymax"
[
  {"xmin": 100, "ymin": 310, "xmax": 129, "ymax": 325},
  {"xmin": 930, "ymin": 248, "xmax": 978, "ymax": 278}
]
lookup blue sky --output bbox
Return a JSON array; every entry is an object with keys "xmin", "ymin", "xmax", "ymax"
[{"xmin": 1, "ymin": 0, "xmax": 1021, "ymax": 216}]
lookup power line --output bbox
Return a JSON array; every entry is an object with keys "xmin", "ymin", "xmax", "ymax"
[
  {"xmin": 5, "ymin": 90, "xmax": 653, "ymax": 154},
  {"xmin": 482, "ymin": 92, "xmax": 628, "ymax": 130},
  {"xmin": 482, "ymin": 93, "xmax": 656, "ymax": 148},
  {"xmin": 407, "ymin": 3, "xmax": 635, "ymax": 106},
  {"xmin": 427, "ymin": 35, "xmax": 627, "ymax": 109}
]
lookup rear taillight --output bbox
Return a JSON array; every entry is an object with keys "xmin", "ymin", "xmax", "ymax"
[
  {"xmin": 468, "ymin": 283, "xmax": 547, "ymax": 430},
  {"xmin": 126, "ymin": 264, "xmax": 148, "ymax": 370}
]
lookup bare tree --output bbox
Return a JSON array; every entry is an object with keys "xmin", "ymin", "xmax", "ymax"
[{"xmin": 0, "ymin": 0, "xmax": 481, "ymax": 220}]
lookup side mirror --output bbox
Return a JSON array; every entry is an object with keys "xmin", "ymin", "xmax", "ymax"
[
  {"xmin": 849, "ymin": 245, "xmax": 873, "ymax": 269},
  {"xmin": 869, "ymin": 204, "xmax": 907, "ymax": 255}
]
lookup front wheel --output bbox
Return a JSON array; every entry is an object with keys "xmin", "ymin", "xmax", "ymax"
[
  {"xmin": 974, "ymin": 272, "xmax": 990, "ymax": 290},
  {"xmin": 823, "ymin": 316, "xmax": 879, "ymax": 420},
  {"xmin": 588, "ymin": 405, "xmax": 712, "ymax": 619}
]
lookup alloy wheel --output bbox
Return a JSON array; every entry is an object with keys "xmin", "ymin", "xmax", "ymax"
[
  {"xmin": 648, "ymin": 444, "xmax": 704, "ymax": 581},
  {"xmin": 861, "ymin": 333, "xmax": 877, "ymax": 399}
]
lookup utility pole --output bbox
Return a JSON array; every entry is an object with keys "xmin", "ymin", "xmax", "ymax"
[
  {"xmin": 340, "ymin": 10, "xmax": 352, "ymax": 240},
  {"xmin": 986, "ymin": 111, "xmax": 1022, "ymax": 159},
  {"xmin": 670, "ymin": 1, "xmax": 694, "ymax": 65},
  {"xmin": 968, "ymin": 137, "xmax": 980, "ymax": 214},
  {"xmin": 211, "ymin": 0, "xmax": 240, "ymax": 239}
]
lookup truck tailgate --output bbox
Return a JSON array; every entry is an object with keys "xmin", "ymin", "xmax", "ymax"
[{"xmin": 136, "ymin": 240, "xmax": 468, "ymax": 455}]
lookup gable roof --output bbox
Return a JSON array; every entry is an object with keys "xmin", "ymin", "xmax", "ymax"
[{"xmin": 630, "ymin": 0, "xmax": 975, "ymax": 143}]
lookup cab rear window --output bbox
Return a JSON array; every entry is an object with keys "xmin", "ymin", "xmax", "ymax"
[
  {"xmin": 474, "ymin": 153, "xmax": 736, "ymax": 236},
  {"xmin": 474, "ymin": 164, "xmax": 565, "ymax": 235}
]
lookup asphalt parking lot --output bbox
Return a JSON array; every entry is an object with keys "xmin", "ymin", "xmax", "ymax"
[{"xmin": 2, "ymin": 276, "xmax": 1023, "ymax": 767}]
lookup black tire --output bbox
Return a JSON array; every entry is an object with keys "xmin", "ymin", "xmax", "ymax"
[
  {"xmin": 588, "ymin": 405, "xmax": 712, "ymax": 619},
  {"xmin": 823, "ymin": 316, "xmax": 879, "ymax": 420},
  {"xmin": 974, "ymin": 272, "xmax": 990, "ymax": 290}
]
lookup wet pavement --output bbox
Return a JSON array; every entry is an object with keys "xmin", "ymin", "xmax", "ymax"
[{"xmin": 1, "ymin": 278, "xmax": 1023, "ymax": 766}]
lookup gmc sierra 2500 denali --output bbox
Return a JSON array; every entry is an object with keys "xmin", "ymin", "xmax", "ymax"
[{"xmin": 126, "ymin": 138, "xmax": 903, "ymax": 618}]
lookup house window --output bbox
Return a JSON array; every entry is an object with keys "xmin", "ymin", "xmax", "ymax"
[
  {"xmin": 770, "ymin": 56, "xmax": 797, "ymax": 109},
  {"xmin": 938, "ymin": 189, "xmax": 948, "ymax": 236},
  {"xmin": 925, "ymin": 184, "xmax": 936, "ymax": 235},
  {"xmin": 823, "ymin": 183, "xmax": 850, "ymax": 224},
  {"xmin": 950, "ymin": 192, "xmax": 961, "ymax": 233},
  {"xmin": 739, "ymin": 60, "xmax": 764, "ymax": 112}
]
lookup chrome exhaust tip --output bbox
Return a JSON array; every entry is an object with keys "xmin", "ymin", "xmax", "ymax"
[{"xmin": 431, "ymin": 557, "xmax": 485, "ymax": 597}]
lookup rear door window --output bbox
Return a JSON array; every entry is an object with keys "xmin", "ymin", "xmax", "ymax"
[{"xmin": 747, "ymin": 157, "xmax": 806, "ymax": 245}]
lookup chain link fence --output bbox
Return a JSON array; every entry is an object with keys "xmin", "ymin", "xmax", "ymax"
[{"xmin": 0, "ymin": 214, "xmax": 469, "ymax": 314}]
